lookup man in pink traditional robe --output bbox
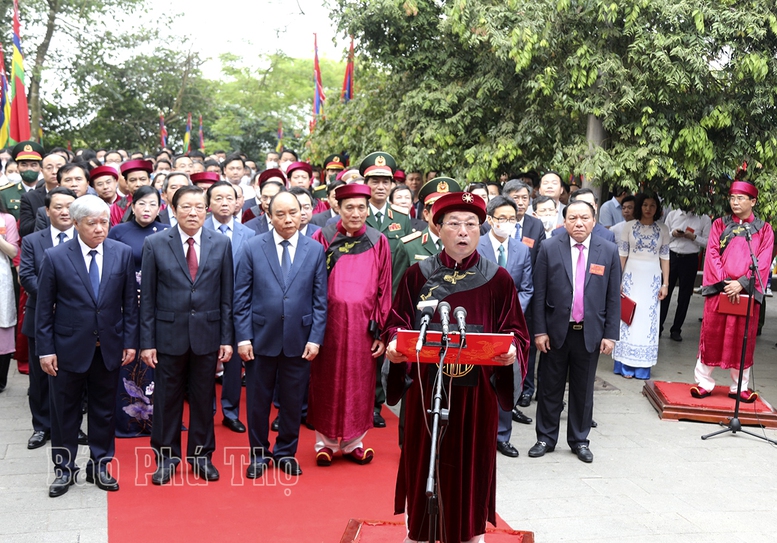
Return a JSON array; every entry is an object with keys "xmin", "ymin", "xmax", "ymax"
[
  {"xmin": 309, "ymin": 183, "xmax": 392, "ymax": 465},
  {"xmin": 385, "ymin": 191, "xmax": 530, "ymax": 543},
  {"xmin": 691, "ymin": 179, "xmax": 774, "ymax": 402}
]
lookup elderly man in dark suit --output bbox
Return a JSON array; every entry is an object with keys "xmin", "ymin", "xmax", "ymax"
[
  {"xmin": 140, "ymin": 185, "xmax": 234, "ymax": 485},
  {"xmin": 19, "ymin": 187, "xmax": 77, "ymax": 451},
  {"xmin": 529, "ymin": 199, "xmax": 621, "ymax": 463},
  {"xmin": 235, "ymin": 191, "xmax": 327, "ymax": 478},
  {"xmin": 36, "ymin": 195, "xmax": 138, "ymax": 497}
]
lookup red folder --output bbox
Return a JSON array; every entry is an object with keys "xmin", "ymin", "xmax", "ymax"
[
  {"xmin": 395, "ymin": 329, "xmax": 514, "ymax": 365},
  {"xmin": 620, "ymin": 294, "xmax": 636, "ymax": 325},
  {"xmin": 717, "ymin": 293, "xmax": 756, "ymax": 317}
]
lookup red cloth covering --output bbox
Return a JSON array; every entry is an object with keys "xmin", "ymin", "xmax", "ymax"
[
  {"xmin": 383, "ymin": 250, "xmax": 529, "ymax": 543},
  {"xmin": 699, "ymin": 214, "xmax": 774, "ymax": 369},
  {"xmin": 308, "ymin": 221, "xmax": 393, "ymax": 440},
  {"xmin": 110, "ymin": 195, "xmax": 132, "ymax": 226},
  {"xmin": 311, "ymin": 198, "xmax": 330, "ymax": 215}
]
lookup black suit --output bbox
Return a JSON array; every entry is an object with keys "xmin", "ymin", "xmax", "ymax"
[
  {"xmin": 309, "ymin": 209, "xmax": 336, "ymax": 228},
  {"xmin": 19, "ymin": 186, "xmax": 47, "ymax": 237},
  {"xmin": 532, "ymin": 231, "xmax": 620, "ymax": 449},
  {"xmin": 140, "ymin": 226, "xmax": 234, "ymax": 467}
]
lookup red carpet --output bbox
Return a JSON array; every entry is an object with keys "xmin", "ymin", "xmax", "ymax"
[
  {"xmin": 341, "ymin": 519, "xmax": 532, "ymax": 542},
  {"xmin": 108, "ymin": 387, "xmax": 519, "ymax": 542},
  {"xmin": 643, "ymin": 380, "xmax": 777, "ymax": 427}
]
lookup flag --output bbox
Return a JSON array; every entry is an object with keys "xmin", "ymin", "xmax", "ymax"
[
  {"xmin": 341, "ymin": 36, "xmax": 355, "ymax": 103},
  {"xmin": 198, "ymin": 115, "xmax": 204, "ymax": 151},
  {"xmin": 0, "ymin": 44, "xmax": 10, "ymax": 149},
  {"xmin": 312, "ymin": 33, "xmax": 326, "ymax": 130},
  {"xmin": 183, "ymin": 112, "xmax": 192, "ymax": 153},
  {"xmin": 159, "ymin": 114, "xmax": 168, "ymax": 148},
  {"xmin": 275, "ymin": 120, "xmax": 283, "ymax": 153},
  {"xmin": 37, "ymin": 121, "xmax": 43, "ymax": 146},
  {"xmin": 10, "ymin": 0, "xmax": 31, "ymax": 144}
]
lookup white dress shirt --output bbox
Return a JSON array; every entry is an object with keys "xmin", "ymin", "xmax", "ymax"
[
  {"xmin": 488, "ymin": 230, "xmax": 509, "ymax": 264},
  {"xmin": 78, "ymin": 236, "xmax": 103, "ymax": 281},
  {"xmin": 50, "ymin": 225, "xmax": 75, "ymax": 246},
  {"xmin": 272, "ymin": 229, "xmax": 299, "ymax": 265},
  {"xmin": 663, "ymin": 210, "xmax": 711, "ymax": 254},
  {"xmin": 178, "ymin": 225, "xmax": 202, "ymax": 264},
  {"xmin": 212, "ymin": 216, "xmax": 235, "ymax": 240}
]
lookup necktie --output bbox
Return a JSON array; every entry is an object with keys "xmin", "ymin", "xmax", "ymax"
[
  {"xmin": 88, "ymin": 249, "xmax": 100, "ymax": 299},
  {"xmin": 280, "ymin": 240, "xmax": 291, "ymax": 286},
  {"xmin": 497, "ymin": 244, "xmax": 507, "ymax": 267},
  {"xmin": 218, "ymin": 223, "xmax": 229, "ymax": 235},
  {"xmin": 57, "ymin": 232, "xmax": 67, "ymax": 245},
  {"xmin": 186, "ymin": 238, "xmax": 198, "ymax": 281},
  {"xmin": 572, "ymin": 243, "xmax": 585, "ymax": 322},
  {"xmin": 375, "ymin": 211, "xmax": 383, "ymax": 226},
  {"xmin": 515, "ymin": 222, "xmax": 522, "ymax": 239}
]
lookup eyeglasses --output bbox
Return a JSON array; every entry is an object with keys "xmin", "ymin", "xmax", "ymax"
[
  {"xmin": 729, "ymin": 195, "xmax": 751, "ymax": 202},
  {"xmin": 442, "ymin": 221, "xmax": 479, "ymax": 231},
  {"xmin": 177, "ymin": 204, "xmax": 207, "ymax": 213},
  {"xmin": 492, "ymin": 217, "xmax": 517, "ymax": 224}
]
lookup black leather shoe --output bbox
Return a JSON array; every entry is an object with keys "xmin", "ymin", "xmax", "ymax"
[
  {"xmin": 222, "ymin": 418, "xmax": 246, "ymax": 433},
  {"xmin": 511, "ymin": 408, "xmax": 532, "ymax": 425},
  {"xmin": 271, "ymin": 416, "xmax": 279, "ymax": 432},
  {"xmin": 528, "ymin": 441, "xmax": 554, "ymax": 458},
  {"xmin": 189, "ymin": 458, "xmax": 219, "ymax": 481},
  {"xmin": 246, "ymin": 460, "xmax": 271, "ymax": 479},
  {"xmin": 49, "ymin": 472, "xmax": 75, "ymax": 498},
  {"xmin": 572, "ymin": 444, "xmax": 594, "ymax": 463},
  {"xmin": 151, "ymin": 464, "xmax": 176, "ymax": 486},
  {"xmin": 28, "ymin": 430, "xmax": 50, "ymax": 450},
  {"xmin": 517, "ymin": 393, "xmax": 532, "ymax": 407},
  {"xmin": 276, "ymin": 457, "xmax": 303, "ymax": 476},
  {"xmin": 373, "ymin": 411, "xmax": 386, "ymax": 428},
  {"xmin": 591, "ymin": 419, "xmax": 598, "ymax": 428},
  {"xmin": 670, "ymin": 331, "xmax": 682, "ymax": 342},
  {"xmin": 496, "ymin": 441, "xmax": 519, "ymax": 458},
  {"xmin": 78, "ymin": 429, "xmax": 89, "ymax": 445},
  {"xmin": 86, "ymin": 470, "xmax": 119, "ymax": 491}
]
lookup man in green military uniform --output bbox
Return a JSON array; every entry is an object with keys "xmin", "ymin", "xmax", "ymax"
[
  {"xmin": 0, "ymin": 141, "xmax": 44, "ymax": 220},
  {"xmin": 400, "ymin": 177, "xmax": 462, "ymax": 266},
  {"xmin": 358, "ymin": 151, "xmax": 413, "ymax": 428}
]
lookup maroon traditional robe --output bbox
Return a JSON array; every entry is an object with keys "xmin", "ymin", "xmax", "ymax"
[
  {"xmin": 309, "ymin": 221, "xmax": 393, "ymax": 440},
  {"xmin": 699, "ymin": 213, "xmax": 774, "ymax": 369},
  {"xmin": 384, "ymin": 250, "xmax": 529, "ymax": 543}
]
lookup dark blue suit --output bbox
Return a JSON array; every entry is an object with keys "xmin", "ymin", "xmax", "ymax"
[
  {"xmin": 532, "ymin": 231, "xmax": 620, "ymax": 449},
  {"xmin": 19, "ymin": 228, "xmax": 64, "ymax": 435},
  {"xmin": 140, "ymin": 226, "xmax": 234, "ymax": 466},
  {"xmin": 477, "ymin": 233, "xmax": 533, "ymax": 444},
  {"xmin": 552, "ymin": 221, "xmax": 615, "ymax": 244},
  {"xmin": 234, "ymin": 232, "xmax": 327, "ymax": 460},
  {"xmin": 35, "ymin": 238, "xmax": 138, "ymax": 476},
  {"xmin": 204, "ymin": 216, "xmax": 255, "ymax": 423},
  {"xmin": 244, "ymin": 213, "xmax": 270, "ymax": 235}
]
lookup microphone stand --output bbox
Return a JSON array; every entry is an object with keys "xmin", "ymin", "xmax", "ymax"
[
  {"xmin": 702, "ymin": 226, "xmax": 777, "ymax": 444},
  {"xmin": 425, "ymin": 331, "xmax": 449, "ymax": 542}
]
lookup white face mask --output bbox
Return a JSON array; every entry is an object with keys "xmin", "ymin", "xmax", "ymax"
[
  {"xmin": 279, "ymin": 161, "xmax": 291, "ymax": 173},
  {"xmin": 539, "ymin": 216, "xmax": 556, "ymax": 232},
  {"xmin": 491, "ymin": 220, "xmax": 516, "ymax": 239},
  {"xmin": 266, "ymin": 161, "xmax": 278, "ymax": 170},
  {"xmin": 6, "ymin": 172, "xmax": 22, "ymax": 183}
]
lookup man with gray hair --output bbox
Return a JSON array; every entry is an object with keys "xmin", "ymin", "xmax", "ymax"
[{"xmin": 36, "ymin": 194, "xmax": 138, "ymax": 497}]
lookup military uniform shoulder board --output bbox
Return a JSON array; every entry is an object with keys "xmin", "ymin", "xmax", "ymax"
[
  {"xmin": 401, "ymin": 230, "xmax": 423, "ymax": 244},
  {"xmin": 421, "ymin": 232, "xmax": 429, "ymax": 245},
  {"xmin": 414, "ymin": 254, "xmax": 429, "ymax": 261},
  {"xmin": 0, "ymin": 182, "xmax": 17, "ymax": 191},
  {"xmin": 387, "ymin": 208, "xmax": 394, "ymax": 220},
  {"xmin": 389, "ymin": 204, "xmax": 409, "ymax": 216},
  {"xmin": 313, "ymin": 184, "xmax": 327, "ymax": 195}
]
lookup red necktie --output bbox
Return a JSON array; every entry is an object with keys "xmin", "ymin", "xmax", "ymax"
[
  {"xmin": 186, "ymin": 238, "xmax": 198, "ymax": 281},
  {"xmin": 572, "ymin": 243, "xmax": 585, "ymax": 322}
]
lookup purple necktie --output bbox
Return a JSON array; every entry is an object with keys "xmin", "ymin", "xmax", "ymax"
[{"xmin": 572, "ymin": 243, "xmax": 585, "ymax": 322}]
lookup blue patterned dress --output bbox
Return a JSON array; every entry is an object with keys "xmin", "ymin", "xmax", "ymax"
[{"xmin": 613, "ymin": 220, "xmax": 670, "ymax": 378}]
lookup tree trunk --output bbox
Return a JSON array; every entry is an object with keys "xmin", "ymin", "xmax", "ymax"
[
  {"xmin": 585, "ymin": 114, "xmax": 607, "ymax": 207},
  {"xmin": 28, "ymin": 0, "xmax": 60, "ymax": 146}
]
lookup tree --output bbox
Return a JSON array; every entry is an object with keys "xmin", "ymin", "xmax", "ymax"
[{"xmin": 311, "ymin": 0, "xmax": 777, "ymax": 220}]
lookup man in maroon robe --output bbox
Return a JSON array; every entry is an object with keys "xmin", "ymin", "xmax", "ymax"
[
  {"xmin": 691, "ymin": 179, "xmax": 774, "ymax": 402},
  {"xmin": 309, "ymin": 184, "xmax": 392, "ymax": 465},
  {"xmin": 385, "ymin": 191, "xmax": 530, "ymax": 543}
]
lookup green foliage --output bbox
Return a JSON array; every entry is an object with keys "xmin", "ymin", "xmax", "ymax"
[{"xmin": 310, "ymin": 0, "xmax": 777, "ymax": 221}]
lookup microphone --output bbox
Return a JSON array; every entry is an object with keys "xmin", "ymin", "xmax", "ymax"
[
  {"xmin": 743, "ymin": 223, "xmax": 752, "ymax": 241},
  {"xmin": 438, "ymin": 301, "xmax": 451, "ymax": 338},
  {"xmin": 415, "ymin": 306, "xmax": 435, "ymax": 352},
  {"xmin": 453, "ymin": 306, "xmax": 467, "ymax": 342}
]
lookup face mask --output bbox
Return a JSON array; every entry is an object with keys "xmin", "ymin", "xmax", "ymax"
[
  {"xmin": 266, "ymin": 161, "xmax": 278, "ymax": 170},
  {"xmin": 491, "ymin": 221, "xmax": 516, "ymax": 239},
  {"xmin": 20, "ymin": 170, "xmax": 39, "ymax": 184},
  {"xmin": 279, "ymin": 161, "xmax": 291, "ymax": 173},
  {"xmin": 6, "ymin": 173, "xmax": 22, "ymax": 183},
  {"xmin": 98, "ymin": 157, "xmax": 105, "ymax": 164},
  {"xmin": 539, "ymin": 216, "xmax": 556, "ymax": 232}
]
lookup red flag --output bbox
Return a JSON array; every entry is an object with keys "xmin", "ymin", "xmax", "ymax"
[
  {"xmin": 341, "ymin": 36, "xmax": 355, "ymax": 103},
  {"xmin": 159, "ymin": 114, "xmax": 168, "ymax": 148},
  {"xmin": 10, "ymin": 0, "xmax": 31, "ymax": 143},
  {"xmin": 312, "ymin": 34, "xmax": 326, "ymax": 130},
  {"xmin": 198, "ymin": 115, "xmax": 204, "ymax": 151}
]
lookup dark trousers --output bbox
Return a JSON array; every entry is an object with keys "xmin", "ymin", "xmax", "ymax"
[
  {"xmin": 246, "ymin": 353, "xmax": 310, "ymax": 459},
  {"xmin": 660, "ymin": 251, "xmax": 699, "ymax": 334},
  {"xmin": 535, "ymin": 326, "xmax": 599, "ymax": 449},
  {"xmin": 151, "ymin": 349, "xmax": 217, "ymax": 467},
  {"xmin": 220, "ymin": 347, "xmax": 242, "ymax": 421},
  {"xmin": 27, "ymin": 336, "xmax": 51, "ymax": 433},
  {"xmin": 49, "ymin": 349, "xmax": 118, "ymax": 476},
  {"xmin": 521, "ymin": 307, "xmax": 538, "ymax": 398}
]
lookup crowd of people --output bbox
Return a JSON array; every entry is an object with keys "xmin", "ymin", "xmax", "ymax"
[{"xmin": 0, "ymin": 140, "xmax": 773, "ymax": 543}]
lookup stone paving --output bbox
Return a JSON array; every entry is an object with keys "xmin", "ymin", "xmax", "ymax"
[{"xmin": 1, "ymin": 293, "xmax": 776, "ymax": 542}]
